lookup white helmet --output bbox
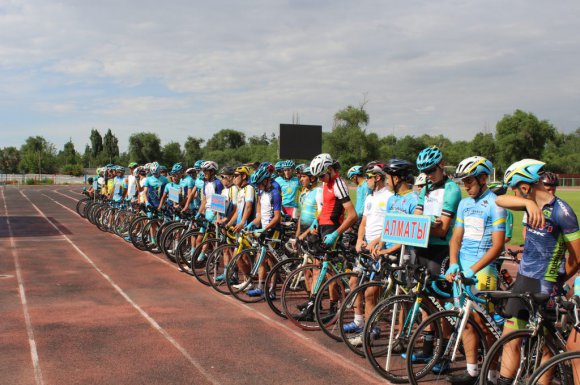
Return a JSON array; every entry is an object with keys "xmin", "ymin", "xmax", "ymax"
[
  {"xmin": 201, "ymin": 160, "xmax": 218, "ymax": 171},
  {"xmin": 310, "ymin": 153, "xmax": 334, "ymax": 177},
  {"xmin": 414, "ymin": 173, "xmax": 427, "ymax": 186},
  {"xmin": 455, "ymin": 156, "xmax": 493, "ymax": 179},
  {"xmin": 150, "ymin": 161, "xmax": 160, "ymax": 175}
]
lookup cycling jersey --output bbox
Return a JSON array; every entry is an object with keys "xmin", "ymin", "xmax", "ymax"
[
  {"xmin": 180, "ymin": 175, "xmax": 196, "ymax": 209},
  {"xmin": 318, "ymin": 175, "xmax": 350, "ymax": 227},
  {"xmin": 193, "ymin": 174, "xmax": 204, "ymax": 209},
  {"xmin": 416, "ymin": 177, "xmax": 462, "ymax": 245},
  {"xmin": 387, "ymin": 190, "xmax": 419, "ymax": 215},
  {"xmin": 275, "ymin": 176, "xmax": 300, "ymax": 208},
  {"xmin": 355, "ymin": 180, "xmax": 372, "ymax": 218},
  {"xmin": 143, "ymin": 175, "xmax": 168, "ymax": 207},
  {"xmin": 519, "ymin": 196, "xmax": 579, "ymax": 282},
  {"xmin": 112, "ymin": 176, "xmax": 127, "ymax": 202},
  {"xmin": 221, "ymin": 185, "xmax": 239, "ymax": 217},
  {"xmin": 126, "ymin": 174, "xmax": 137, "ymax": 201},
  {"xmin": 363, "ymin": 186, "xmax": 393, "ymax": 242},
  {"xmin": 258, "ymin": 186, "xmax": 282, "ymax": 229},
  {"xmin": 505, "ymin": 209, "xmax": 514, "ymax": 239},
  {"xmin": 203, "ymin": 178, "xmax": 224, "ymax": 211},
  {"xmin": 299, "ymin": 187, "xmax": 323, "ymax": 227},
  {"xmin": 455, "ymin": 189, "xmax": 506, "ymax": 270},
  {"xmin": 236, "ymin": 184, "xmax": 256, "ymax": 225}
]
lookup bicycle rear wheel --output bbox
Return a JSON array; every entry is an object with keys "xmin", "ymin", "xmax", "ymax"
[
  {"xmin": 528, "ymin": 350, "xmax": 580, "ymax": 385},
  {"xmin": 314, "ymin": 271, "xmax": 358, "ymax": 341},
  {"xmin": 264, "ymin": 257, "xmax": 302, "ymax": 319}
]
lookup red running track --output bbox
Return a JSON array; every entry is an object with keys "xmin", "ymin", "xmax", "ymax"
[{"xmin": 0, "ymin": 186, "xmax": 388, "ymax": 385}]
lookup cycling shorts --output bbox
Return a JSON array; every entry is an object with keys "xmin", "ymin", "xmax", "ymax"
[{"xmin": 415, "ymin": 244, "xmax": 449, "ymax": 277}]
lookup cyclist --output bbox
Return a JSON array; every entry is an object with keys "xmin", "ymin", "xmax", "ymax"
[
  {"xmin": 112, "ymin": 166, "xmax": 127, "ymax": 203},
  {"xmin": 180, "ymin": 167, "xmax": 197, "ymax": 212},
  {"xmin": 159, "ymin": 165, "xmax": 168, "ymax": 178},
  {"xmin": 493, "ymin": 159, "xmax": 580, "ymax": 385},
  {"xmin": 126, "ymin": 162, "xmax": 139, "ymax": 202},
  {"xmin": 143, "ymin": 162, "xmax": 169, "ymax": 212},
  {"xmin": 229, "ymin": 165, "xmax": 256, "ymax": 232},
  {"xmin": 343, "ymin": 160, "xmax": 392, "ymax": 345},
  {"xmin": 294, "ymin": 153, "xmax": 357, "ymax": 321},
  {"xmin": 181, "ymin": 160, "xmax": 205, "ymax": 213},
  {"xmin": 197, "ymin": 161, "xmax": 223, "ymax": 223},
  {"xmin": 444, "ymin": 156, "xmax": 506, "ymax": 385},
  {"xmin": 158, "ymin": 163, "xmax": 185, "ymax": 213},
  {"xmin": 295, "ymin": 166, "xmax": 322, "ymax": 241},
  {"xmin": 274, "ymin": 160, "xmax": 300, "ymax": 219},
  {"xmin": 347, "ymin": 165, "xmax": 372, "ymax": 222},
  {"xmin": 522, "ymin": 171, "xmax": 559, "ymax": 241},
  {"xmin": 274, "ymin": 161, "xmax": 284, "ymax": 178},
  {"xmin": 414, "ymin": 172, "xmax": 427, "ymax": 192},
  {"xmin": 409, "ymin": 146, "xmax": 461, "ymax": 371},
  {"xmin": 216, "ymin": 166, "xmax": 238, "ymax": 226},
  {"xmin": 245, "ymin": 166, "xmax": 283, "ymax": 297}
]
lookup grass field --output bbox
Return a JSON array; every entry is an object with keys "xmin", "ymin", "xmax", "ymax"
[{"xmin": 348, "ymin": 186, "xmax": 579, "ymax": 246}]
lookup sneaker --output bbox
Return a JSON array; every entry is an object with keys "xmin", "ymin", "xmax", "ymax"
[
  {"xmin": 343, "ymin": 321, "xmax": 364, "ymax": 334},
  {"xmin": 268, "ymin": 291, "xmax": 276, "ymax": 301},
  {"xmin": 348, "ymin": 334, "xmax": 363, "ymax": 347},
  {"xmin": 215, "ymin": 274, "xmax": 225, "ymax": 282},
  {"xmin": 431, "ymin": 359, "xmax": 450, "ymax": 375},
  {"xmin": 401, "ymin": 352, "xmax": 432, "ymax": 363},
  {"xmin": 247, "ymin": 288, "xmax": 264, "ymax": 297},
  {"xmin": 293, "ymin": 301, "xmax": 314, "ymax": 322},
  {"xmin": 196, "ymin": 252, "xmax": 206, "ymax": 262},
  {"xmin": 387, "ymin": 338, "xmax": 405, "ymax": 354},
  {"xmin": 296, "ymin": 300, "xmax": 311, "ymax": 311},
  {"xmin": 232, "ymin": 280, "xmax": 253, "ymax": 292},
  {"xmin": 319, "ymin": 302, "xmax": 338, "ymax": 324},
  {"xmin": 446, "ymin": 371, "xmax": 478, "ymax": 385}
]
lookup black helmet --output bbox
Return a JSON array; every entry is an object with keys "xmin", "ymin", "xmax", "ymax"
[
  {"xmin": 540, "ymin": 172, "xmax": 559, "ymax": 187},
  {"xmin": 220, "ymin": 166, "xmax": 235, "ymax": 176},
  {"xmin": 384, "ymin": 159, "xmax": 414, "ymax": 178},
  {"xmin": 488, "ymin": 182, "xmax": 508, "ymax": 196}
]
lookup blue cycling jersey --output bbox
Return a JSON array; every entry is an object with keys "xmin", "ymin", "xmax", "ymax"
[
  {"xmin": 112, "ymin": 176, "xmax": 127, "ymax": 202},
  {"xmin": 193, "ymin": 175, "xmax": 204, "ymax": 208},
  {"xmin": 275, "ymin": 176, "xmax": 300, "ymax": 208},
  {"xmin": 299, "ymin": 187, "xmax": 322, "ymax": 227},
  {"xmin": 387, "ymin": 190, "xmax": 419, "ymax": 215},
  {"xmin": 143, "ymin": 175, "xmax": 168, "ymax": 207},
  {"xmin": 355, "ymin": 180, "xmax": 372, "ymax": 218},
  {"xmin": 455, "ymin": 189, "xmax": 506, "ymax": 270},
  {"xmin": 520, "ymin": 196, "xmax": 579, "ymax": 282},
  {"xmin": 258, "ymin": 186, "xmax": 282, "ymax": 228}
]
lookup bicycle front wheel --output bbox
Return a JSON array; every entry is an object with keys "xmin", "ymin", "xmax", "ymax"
[{"xmin": 528, "ymin": 350, "xmax": 580, "ymax": 385}]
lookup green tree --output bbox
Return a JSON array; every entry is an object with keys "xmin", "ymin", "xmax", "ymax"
[
  {"xmin": 542, "ymin": 128, "xmax": 580, "ymax": 174},
  {"xmin": 82, "ymin": 144, "xmax": 91, "ymax": 167},
  {"xmin": 102, "ymin": 129, "xmax": 119, "ymax": 163},
  {"xmin": 19, "ymin": 136, "xmax": 57, "ymax": 174},
  {"xmin": 0, "ymin": 147, "xmax": 21, "ymax": 173},
  {"xmin": 58, "ymin": 139, "xmax": 80, "ymax": 165},
  {"xmin": 128, "ymin": 132, "xmax": 162, "ymax": 164},
  {"xmin": 161, "ymin": 142, "xmax": 183, "ymax": 167},
  {"xmin": 495, "ymin": 110, "xmax": 556, "ymax": 171},
  {"xmin": 205, "ymin": 129, "xmax": 246, "ymax": 151},
  {"xmin": 183, "ymin": 136, "xmax": 204, "ymax": 166},
  {"xmin": 90, "ymin": 129, "xmax": 103, "ymax": 158}
]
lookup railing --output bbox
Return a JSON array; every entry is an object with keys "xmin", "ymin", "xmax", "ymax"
[{"xmin": 0, "ymin": 174, "xmax": 86, "ymax": 185}]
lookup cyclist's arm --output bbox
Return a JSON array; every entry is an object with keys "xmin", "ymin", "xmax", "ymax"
[
  {"xmin": 470, "ymin": 230, "xmax": 505, "ymax": 274},
  {"xmin": 496, "ymin": 195, "xmax": 544, "ymax": 229},
  {"xmin": 429, "ymin": 214, "xmax": 454, "ymax": 238},
  {"xmin": 564, "ymin": 238, "xmax": 580, "ymax": 281},
  {"xmin": 199, "ymin": 196, "xmax": 206, "ymax": 215},
  {"xmin": 264, "ymin": 210, "xmax": 281, "ymax": 232},
  {"xmin": 355, "ymin": 215, "xmax": 367, "ymax": 252},
  {"xmin": 337, "ymin": 200, "xmax": 357, "ymax": 235},
  {"xmin": 252, "ymin": 198, "xmax": 262, "ymax": 228},
  {"xmin": 296, "ymin": 216, "xmax": 302, "ymax": 238},
  {"xmin": 158, "ymin": 192, "xmax": 167, "ymax": 211},
  {"xmin": 449, "ymin": 226, "xmax": 463, "ymax": 267}
]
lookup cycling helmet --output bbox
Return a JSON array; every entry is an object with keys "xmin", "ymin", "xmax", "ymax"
[
  {"xmin": 185, "ymin": 167, "xmax": 195, "ymax": 174},
  {"xmin": 220, "ymin": 166, "xmax": 235, "ymax": 176},
  {"xmin": 347, "ymin": 166, "xmax": 363, "ymax": 179},
  {"xmin": 235, "ymin": 165, "xmax": 253, "ymax": 176},
  {"xmin": 455, "ymin": 156, "xmax": 493, "ymax": 179},
  {"xmin": 150, "ymin": 161, "xmax": 160, "ymax": 175},
  {"xmin": 144, "ymin": 163, "xmax": 151, "ymax": 172},
  {"xmin": 115, "ymin": 166, "xmax": 125, "ymax": 173},
  {"xmin": 365, "ymin": 160, "xmax": 387, "ymax": 176},
  {"xmin": 295, "ymin": 163, "xmax": 307, "ymax": 174},
  {"xmin": 302, "ymin": 166, "xmax": 314, "ymax": 177},
  {"xmin": 249, "ymin": 166, "xmax": 271, "ymax": 185},
  {"xmin": 201, "ymin": 160, "xmax": 218, "ymax": 171},
  {"xmin": 488, "ymin": 182, "xmax": 508, "ymax": 196},
  {"xmin": 416, "ymin": 146, "xmax": 443, "ymax": 171},
  {"xmin": 282, "ymin": 160, "xmax": 295, "ymax": 169},
  {"xmin": 415, "ymin": 173, "xmax": 427, "ymax": 186},
  {"xmin": 133, "ymin": 166, "xmax": 143, "ymax": 177},
  {"xmin": 384, "ymin": 159, "xmax": 414, "ymax": 177},
  {"xmin": 128, "ymin": 162, "xmax": 138, "ymax": 168},
  {"xmin": 310, "ymin": 153, "xmax": 334, "ymax": 177},
  {"xmin": 194, "ymin": 159, "xmax": 204, "ymax": 170},
  {"xmin": 274, "ymin": 161, "xmax": 284, "ymax": 172},
  {"xmin": 503, "ymin": 159, "xmax": 545, "ymax": 187},
  {"xmin": 541, "ymin": 171, "xmax": 559, "ymax": 187},
  {"xmin": 159, "ymin": 165, "xmax": 168, "ymax": 172},
  {"xmin": 170, "ymin": 163, "xmax": 184, "ymax": 175}
]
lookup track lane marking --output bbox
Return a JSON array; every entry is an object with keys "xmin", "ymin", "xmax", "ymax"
[
  {"xmin": 20, "ymin": 190, "xmax": 222, "ymax": 385},
  {"xmin": 1, "ymin": 188, "xmax": 45, "ymax": 385},
  {"xmin": 40, "ymin": 189, "xmax": 386, "ymax": 384}
]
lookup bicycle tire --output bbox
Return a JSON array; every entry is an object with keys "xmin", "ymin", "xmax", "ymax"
[
  {"xmin": 206, "ymin": 244, "xmax": 239, "ymax": 294},
  {"xmin": 528, "ymin": 350, "xmax": 580, "ymax": 385},
  {"xmin": 264, "ymin": 257, "xmax": 302, "ymax": 318},
  {"xmin": 314, "ymin": 271, "xmax": 358, "ymax": 341}
]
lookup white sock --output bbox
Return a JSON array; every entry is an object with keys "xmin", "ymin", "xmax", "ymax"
[
  {"xmin": 257, "ymin": 282, "xmax": 263, "ymax": 290},
  {"xmin": 354, "ymin": 314, "xmax": 365, "ymax": 327},
  {"xmin": 487, "ymin": 370, "xmax": 499, "ymax": 384},
  {"xmin": 466, "ymin": 363, "xmax": 479, "ymax": 377}
]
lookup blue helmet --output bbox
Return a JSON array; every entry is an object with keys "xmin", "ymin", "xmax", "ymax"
[
  {"xmin": 503, "ymin": 159, "xmax": 545, "ymax": 187},
  {"xmin": 150, "ymin": 161, "xmax": 160, "ymax": 175},
  {"xmin": 274, "ymin": 161, "xmax": 284, "ymax": 172},
  {"xmin": 249, "ymin": 166, "xmax": 271, "ymax": 185},
  {"xmin": 416, "ymin": 146, "xmax": 443, "ymax": 171},
  {"xmin": 159, "ymin": 165, "xmax": 167, "ymax": 172},
  {"xmin": 170, "ymin": 163, "xmax": 184, "ymax": 175},
  {"xmin": 194, "ymin": 159, "xmax": 204, "ymax": 170},
  {"xmin": 295, "ymin": 163, "xmax": 307, "ymax": 174},
  {"xmin": 302, "ymin": 166, "xmax": 314, "ymax": 177},
  {"xmin": 282, "ymin": 160, "xmax": 295, "ymax": 169},
  {"xmin": 455, "ymin": 156, "xmax": 493, "ymax": 179},
  {"xmin": 347, "ymin": 165, "xmax": 363, "ymax": 179}
]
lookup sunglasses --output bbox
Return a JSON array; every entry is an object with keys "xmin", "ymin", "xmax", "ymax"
[
  {"xmin": 424, "ymin": 166, "xmax": 438, "ymax": 175},
  {"xmin": 544, "ymin": 184, "xmax": 557, "ymax": 188}
]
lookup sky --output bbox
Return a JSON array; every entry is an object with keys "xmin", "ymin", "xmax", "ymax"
[{"xmin": 1, "ymin": 0, "xmax": 579, "ymax": 152}]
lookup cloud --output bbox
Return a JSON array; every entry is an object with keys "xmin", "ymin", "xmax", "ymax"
[{"xmin": 0, "ymin": 0, "xmax": 580, "ymax": 152}]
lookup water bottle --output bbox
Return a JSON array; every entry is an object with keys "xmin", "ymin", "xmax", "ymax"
[{"xmin": 574, "ymin": 275, "xmax": 580, "ymax": 296}]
